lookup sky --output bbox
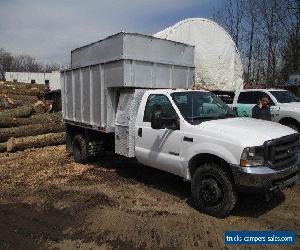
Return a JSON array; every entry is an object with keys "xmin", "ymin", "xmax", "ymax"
[{"xmin": 0, "ymin": 0, "xmax": 223, "ymax": 65}]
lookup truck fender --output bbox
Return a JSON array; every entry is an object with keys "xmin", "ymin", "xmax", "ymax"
[{"xmin": 183, "ymin": 143, "xmax": 240, "ymax": 180}]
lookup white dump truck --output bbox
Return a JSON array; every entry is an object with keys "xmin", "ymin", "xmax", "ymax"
[{"xmin": 61, "ymin": 32, "xmax": 300, "ymax": 217}]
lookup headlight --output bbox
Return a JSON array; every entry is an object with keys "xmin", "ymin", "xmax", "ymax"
[{"xmin": 240, "ymin": 146, "xmax": 265, "ymax": 167}]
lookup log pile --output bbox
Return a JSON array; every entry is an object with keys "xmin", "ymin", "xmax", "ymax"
[
  {"xmin": 0, "ymin": 81, "xmax": 65, "ymax": 153},
  {"xmin": 0, "ymin": 105, "xmax": 33, "ymax": 118},
  {"xmin": 0, "ymin": 81, "xmax": 44, "ymax": 97},
  {"xmin": 0, "ymin": 122, "xmax": 65, "ymax": 142},
  {"xmin": 0, "ymin": 112, "xmax": 62, "ymax": 128},
  {"xmin": 7, "ymin": 132, "xmax": 66, "ymax": 152}
]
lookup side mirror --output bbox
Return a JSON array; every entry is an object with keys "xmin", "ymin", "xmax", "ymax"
[
  {"xmin": 151, "ymin": 111, "xmax": 162, "ymax": 129},
  {"xmin": 166, "ymin": 118, "xmax": 180, "ymax": 130}
]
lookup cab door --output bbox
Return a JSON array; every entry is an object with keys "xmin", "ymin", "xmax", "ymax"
[{"xmin": 135, "ymin": 94, "xmax": 184, "ymax": 177}]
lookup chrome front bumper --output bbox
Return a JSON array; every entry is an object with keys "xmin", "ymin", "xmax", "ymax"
[{"xmin": 230, "ymin": 153, "xmax": 300, "ymax": 192}]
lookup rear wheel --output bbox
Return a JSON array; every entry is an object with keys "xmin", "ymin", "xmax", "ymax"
[
  {"xmin": 191, "ymin": 163, "xmax": 236, "ymax": 218},
  {"xmin": 72, "ymin": 134, "xmax": 88, "ymax": 164}
]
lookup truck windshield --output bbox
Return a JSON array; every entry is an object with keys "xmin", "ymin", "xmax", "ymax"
[
  {"xmin": 270, "ymin": 91, "xmax": 300, "ymax": 103},
  {"xmin": 171, "ymin": 92, "xmax": 235, "ymax": 125}
]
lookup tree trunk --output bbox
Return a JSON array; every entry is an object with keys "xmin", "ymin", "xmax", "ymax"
[
  {"xmin": 0, "ymin": 112, "xmax": 62, "ymax": 128},
  {"xmin": 0, "ymin": 122, "xmax": 65, "ymax": 142},
  {"xmin": 7, "ymin": 132, "xmax": 66, "ymax": 152},
  {"xmin": 247, "ymin": 13, "xmax": 255, "ymax": 82},
  {"xmin": 0, "ymin": 106, "xmax": 33, "ymax": 118}
]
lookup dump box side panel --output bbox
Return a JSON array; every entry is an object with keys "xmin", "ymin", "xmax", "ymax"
[
  {"xmin": 122, "ymin": 60, "xmax": 194, "ymax": 88},
  {"xmin": 123, "ymin": 33, "xmax": 194, "ymax": 67},
  {"xmin": 71, "ymin": 34, "xmax": 124, "ymax": 67},
  {"xmin": 90, "ymin": 65, "xmax": 102, "ymax": 126},
  {"xmin": 65, "ymin": 71, "xmax": 73, "ymax": 120},
  {"xmin": 103, "ymin": 60, "xmax": 125, "ymax": 87},
  {"xmin": 71, "ymin": 33, "xmax": 194, "ymax": 68},
  {"xmin": 62, "ymin": 66, "xmax": 116, "ymax": 130}
]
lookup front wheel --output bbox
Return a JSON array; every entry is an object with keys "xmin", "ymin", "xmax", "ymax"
[{"xmin": 191, "ymin": 163, "xmax": 236, "ymax": 218}]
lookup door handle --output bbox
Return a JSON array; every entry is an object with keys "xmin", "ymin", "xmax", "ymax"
[{"xmin": 138, "ymin": 128, "xmax": 142, "ymax": 137}]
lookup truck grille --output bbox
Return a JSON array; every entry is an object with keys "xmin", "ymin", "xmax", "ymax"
[{"xmin": 264, "ymin": 133, "xmax": 299, "ymax": 170}]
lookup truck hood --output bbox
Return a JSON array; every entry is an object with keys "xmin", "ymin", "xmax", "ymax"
[
  {"xmin": 199, "ymin": 117, "xmax": 296, "ymax": 147},
  {"xmin": 278, "ymin": 102, "xmax": 300, "ymax": 110}
]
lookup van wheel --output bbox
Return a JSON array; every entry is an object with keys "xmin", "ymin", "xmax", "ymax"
[
  {"xmin": 191, "ymin": 163, "xmax": 236, "ymax": 218},
  {"xmin": 72, "ymin": 134, "xmax": 88, "ymax": 164}
]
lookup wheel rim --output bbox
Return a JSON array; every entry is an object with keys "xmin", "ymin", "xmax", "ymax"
[{"xmin": 198, "ymin": 176, "xmax": 224, "ymax": 207}]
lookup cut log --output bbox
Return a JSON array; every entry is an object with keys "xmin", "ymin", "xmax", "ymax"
[
  {"xmin": 0, "ymin": 95, "xmax": 22, "ymax": 109},
  {"xmin": 0, "ymin": 106, "xmax": 32, "ymax": 118},
  {"xmin": 0, "ymin": 112, "xmax": 62, "ymax": 128},
  {"xmin": 7, "ymin": 132, "xmax": 66, "ymax": 152},
  {"xmin": 32, "ymin": 101, "xmax": 46, "ymax": 114},
  {"xmin": 0, "ymin": 122, "xmax": 65, "ymax": 142},
  {"xmin": 9, "ymin": 94, "xmax": 39, "ymax": 105},
  {"xmin": 0, "ymin": 142, "xmax": 6, "ymax": 153},
  {"xmin": 30, "ymin": 111, "xmax": 62, "ymax": 121}
]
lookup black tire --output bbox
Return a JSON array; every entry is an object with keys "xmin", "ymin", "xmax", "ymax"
[
  {"xmin": 191, "ymin": 163, "xmax": 236, "ymax": 218},
  {"xmin": 66, "ymin": 130, "xmax": 73, "ymax": 154},
  {"xmin": 72, "ymin": 134, "xmax": 88, "ymax": 164}
]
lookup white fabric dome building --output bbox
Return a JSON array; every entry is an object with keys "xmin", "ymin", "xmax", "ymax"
[{"xmin": 154, "ymin": 18, "xmax": 244, "ymax": 91}]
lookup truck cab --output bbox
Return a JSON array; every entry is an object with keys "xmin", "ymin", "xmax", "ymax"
[{"xmin": 232, "ymin": 89, "xmax": 300, "ymax": 131}]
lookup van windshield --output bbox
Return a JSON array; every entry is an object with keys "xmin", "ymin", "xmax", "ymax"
[{"xmin": 171, "ymin": 92, "xmax": 235, "ymax": 125}]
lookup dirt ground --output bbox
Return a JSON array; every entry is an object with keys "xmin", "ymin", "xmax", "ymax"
[{"xmin": 0, "ymin": 145, "xmax": 299, "ymax": 250}]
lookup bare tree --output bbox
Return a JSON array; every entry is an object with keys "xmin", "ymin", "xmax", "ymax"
[
  {"xmin": 0, "ymin": 48, "xmax": 13, "ymax": 80},
  {"xmin": 0, "ymin": 49, "xmax": 64, "ymax": 80},
  {"xmin": 11, "ymin": 55, "xmax": 43, "ymax": 72},
  {"xmin": 214, "ymin": 0, "xmax": 299, "ymax": 85},
  {"xmin": 44, "ymin": 63, "xmax": 62, "ymax": 72},
  {"xmin": 214, "ymin": 0, "xmax": 244, "ymax": 50},
  {"xmin": 280, "ymin": 0, "xmax": 300, "ymax": 80},
  {"xmin": 244, "ymin": 0, "xmax": 258, "ymax": 82}
]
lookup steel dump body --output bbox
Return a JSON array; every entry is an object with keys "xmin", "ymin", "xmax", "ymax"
[{"xmin": 61, "ymin": 32, "xmax": 195, "ymax": 130}]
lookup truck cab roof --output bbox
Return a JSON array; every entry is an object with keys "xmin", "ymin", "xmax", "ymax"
[
  {"xmin": 145, "ymin": 88, "xmax": 209, "ymax": 95},
  {"xmin": 239, "ymin": 88, "xmax": 286, "ymax": 92}
]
